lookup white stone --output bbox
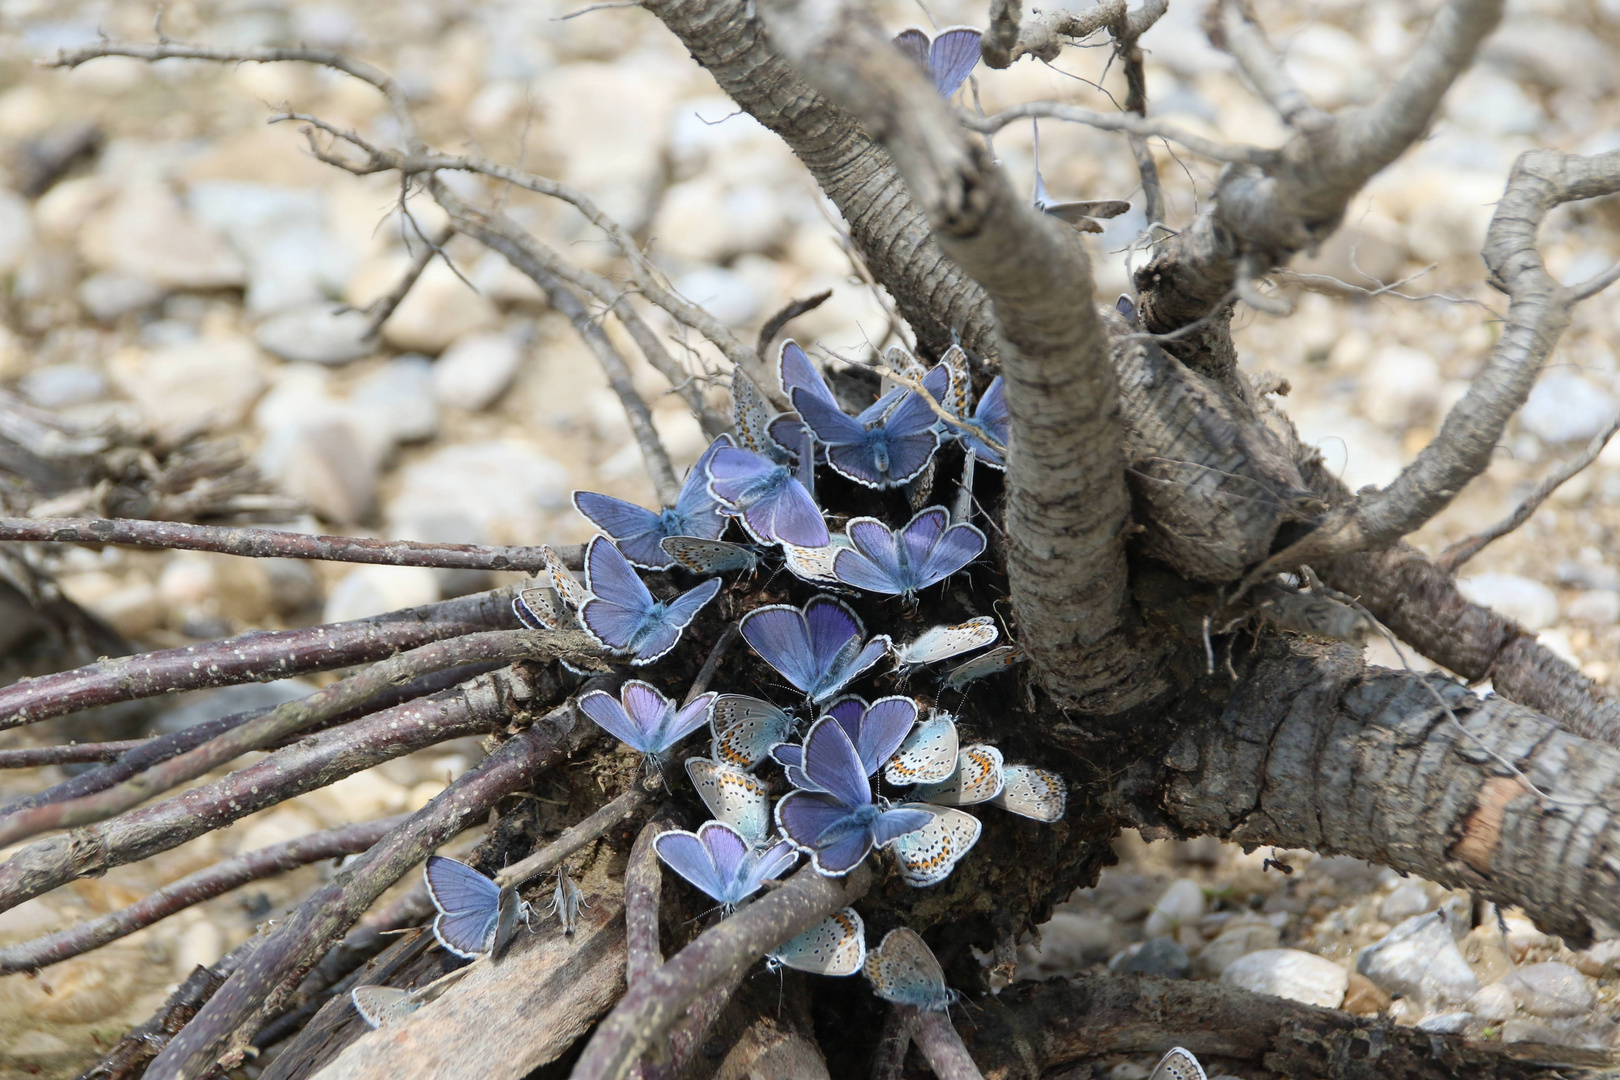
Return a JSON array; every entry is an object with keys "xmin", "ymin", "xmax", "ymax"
[
  {"xmin": 537, "ymin": 62, "xmax": 677, "ymax": 231},
  {"xmin": 1566, "ymin": 590, "xmax": 1620, "ymax": 626},
  {"xmin": 1455, "ymin": 573, "xmax": 1560, "ymax": 631},
  {"xmin": 1416, "ymin": 1012, "xmax": 1473, "ymax": 1034},
  {"xmin": 1379, "ymin": 883, "xmax": 1433, "ymax": 923},
  {"xmin": 300, "ymin": 767, "xmax": 410, "ymax": 826},
  {"xmin": 351, "ymin": 355, "xmax": 439, "ymax": 444},
  {"xmin": 1221, "ymin": 949, "xmax": 1348, "ymax": 1009},
  {"xmin": 1468, "ymin": 982, "xmax": 1518, "ymax": 1022},
  {"xmin": 655, "ymin": 176, "xmax": 788, "ymax": 263},
  {"xmin": 78, "ymin": 271, "xmax": 168, "ymax": 322},
  {"xmin": 1196, "ymin": 921, "xmax": 1281, "ymax": 977},
  {"xmin": 1507, "ymin": 962, "xmax": 1594, "ymax": 1018},
  {"xmin": 0, "ymin": 187, "xmax": 34, "ymax": 274},
  {"xmin": 1358, "ymin": 912, "xmax": 1481, "ymax": 1006},
  {"xmin": 1484, "ymin": 20, "xmax": 1615, "ymax": 96},
  {"xmin": 174, "ymin": 920, "xmax": 224, "ymax": 975},
  {"xmin": 1359, "ymin": 345, "xmax": 1441, "ymax": 428},
  {"xmin": 1521, "ymin": 371, "xmax": 1618, "ymax": 445},
  {"xmin": 106, "ymin": 336, "xmax": 266, "ymax": 442},
  {"xmin": 255, "ymin": 303, "xmax": 375, "ymax": 366},
  {"xmin": 256, "ymin": 409, "xmax": 383, "ymax": 524},
  {"xmin": 433, "ymin": 330, "xmax": 524, "ymax": 411},
  {"xmin": 19, "ymin": 365, "xmax": 106, "ymax": 409},
  {"xmin": 1280, "ymin": 24, "xmax": 1378, "ymax": 108},
  {"xmin": 323, "ymin": 565, "xmax": 442, "ymax": 624},
  {"xmin": 1143, "ymin": 878, "xmax": 1206, "ymax": 937},
  {"xmin": 79, "ymin": 181, "xmax": 245, "ymax": 290},
  {"xmin": 387, "ymin": 440, "xmax": 570, "ymax": 544},
  {"xmin": 671, "ymin": 267, "xmax": 761, "ymax": 328}
]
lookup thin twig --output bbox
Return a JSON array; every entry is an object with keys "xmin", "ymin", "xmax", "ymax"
[
  {"xmin": 142, "ymin": 704, "xmax": 590, "ymax": 1078},
  {"xmin": 0, "ymin": 739, "xmax": 145, "ymax": 767},
  {"xmin": 1112, "ymin": 0, "xmax": 1166, "ymax": 226},
  {"xmin": 0, "ymin": 516, "xmax": 570, "ymax": 573},
  {"xmin": 1437, "ymin": 411, "xmax": 1620, "ymax": 574},
  {"xmin": 870, "ymin": 1005, "xmax": 913, "ymax": 1080},
  {"xmin": 966, "ymin": 102, "xmax": 1272, "ymax": 167},
  {"xmin": 364, "ymin": 223, "xmax": 453, "ymax": 337},
  {"xmin": 874, "ymin": 364, "xmax": 1004, "ymax": 455},
  {"xmin": 0, "ymin": 667, "xmax": 569, "ymax": 912},
  {"xmin": 0, "ymin": 629, "xmax": 595, "ymax": 849},
  {"xmin": 686, "ymin": 622, "xmax": 740, "ymax": 704},
  {"xmin": 0, "ymin": 585, "xmax": 522, "ymax": 730},
  {"xmin": 906, "ymin": 1008, "xmax": 986, "ymax": 1080},
  {"xmin": 0, "ymin": 815, "xmax": 406, "ymax": 973},
  {"xmin": 1216, "ymin": 0, "xmax": 1332, "ymax": 131},
  {"xmin": 572, "ymin": 865, "xmax": 872, "ymax": 1080},
  {"xmin": 496, "ymin": 787, "xmax": 651, "ymax": 888},
  {"xmin": 756, "ymin": 290, "xmax": 833, "ymax": 359}
]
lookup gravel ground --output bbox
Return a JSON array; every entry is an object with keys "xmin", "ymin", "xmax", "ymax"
[{"xmin": 1, "ymin": 0, "xmax": 1619, "ymax": 1075}]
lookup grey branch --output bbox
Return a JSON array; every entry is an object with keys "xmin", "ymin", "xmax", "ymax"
[
  {"xmin": 0, "ymin": 815, "xmax": 406, "ymax": 973},
  {"xmin": 0, "ymin": 663, "xmax": 569, "ymax": 912},
  {"xmin": 1438, "ymin": 410, "xmax": 1620, "ymax": 574},
  {"xmin": 498, "ymin": 788, "xmax": 652, "ymax": 888},
  {"xmin": 144, "ymin": 703, "xmax": 588, "ymax": 1078},
  {"xmin": 905, "ymin": 1009, "xmax": 985, "ymax": 1080},
  {"xmin": 570, "ymin": 865, "xmax": 871, "ymax": 1080}
]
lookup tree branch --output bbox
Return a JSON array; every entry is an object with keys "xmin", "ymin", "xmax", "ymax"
[
  {"xmin": 497, "ymin": 787, "xmax": 651, "ymax": 888},
  {"xmin": 0, "ymin": 516, "xmax": 571, "ymax": 572},
  {"xmin": 906, "ymin": 1009, "xmax": 985, "ymax": 1080},
  {"xmin": 0, "ymin": 663, "xmax": 567, "ymax": 911},
  {"xmin": 1253, "ymin": 149, "xmax": 1620, "ymax": 577},
  {"xmin": 571, "ymin": 865, "xmax": 870, "ymax": 1080},
  {"xmin": 0, "ymin": 815, "xmax": 406, "ymax": 973},
  {"xmin": 144, "ymin": 703, "xmax": 590, "ymax": 1078},
  {"xmin": 758, "ymin": 0, "xmax": 1160, "ymax": 713},
  {"xmin": 0, "ymin": 629, "xmax": 595, "ymax": 848},
  {"xmin": 0, "ymin": 584, "xmax": 523, "ymax": 729}
]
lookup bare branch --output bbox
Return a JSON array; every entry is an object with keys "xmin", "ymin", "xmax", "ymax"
[
  {"xmin": 981, "ymin": 0, "xmax": 1125, "ymax": 67},
  {"xmin": 0, "ymin": 585, "xmax": 523, "ymax": 730},
  {"xmin": 144, "ymin": 704, "xmax": 589, "ymax": 1077},
  {"xmin": 965, "ymin": 104, "xmax": 1273, "ymax": 167},
  {"xmin": 757, "ymin": 290, "xmax": 833, "ymax": 359},
  {"xmin": 869, "ymin": 1006, "xmax": 912, "ymax": 1080},
  {"xmin": 0, "ymin": 663, "xmax": 570, "ymax": 911},
  {"xmin": 1252, "ymin": 149, "xmax": 1620, "ymax": 580},
  {"xmin": 1215, "ymin": 0, "xmax": 1332, "ymax": 131},
  {"xmin": 0, "ymin": 629, "xmax": 594, "ymax": 849},
  {"xmin": 0, "ymin": 516, "xmax": 568, "ymax": 573},
  {"xmin": 905, "ymin": 1009, "xmax": 985, "ymax": 1080},
  {"xmin": 0, "ymin": 739, "xmax": 144, "ymax": 768},
  {"xmin": 0, "ymin": 815, "xmax": 406, "ymax": 973},
  {"xmin": 497, "ymin": 787, "xmax": 651, "ymax": 888},
  {"xmin": 1438, "ymin": 411, "xmax": 1620, "ymax": 574},
  {"xmin": 1114, "ymin": 0, "xmax": 1169, "ymax": 228},
  {"xmin": 363, "ymin": 224, "xmax": 454, "ymax": 338},
  {"xmin": 571, "ymin": 865, "xmax": 871, "ymax": 1080}
]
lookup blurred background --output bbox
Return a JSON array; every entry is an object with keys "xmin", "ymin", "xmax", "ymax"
[{"xmin": 1, "ymin": 0, "xmax": 1619, "ymax": 1073}]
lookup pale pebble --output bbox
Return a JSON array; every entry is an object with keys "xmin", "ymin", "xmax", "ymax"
[
  {"xmin": 1379, "ymin": 883, "xmax": 1433, "ymax": 923},
  {"xmin": 1195, "ymin": 921, "xmax": 1281, "ymax": 977},
  {"xmin": 79, "ymin": 181, "xmax": 245, "ymax": 290},
  {"xmin": 433, "ymin": 330, "xmax": 525, "ymax": 411},
  {"xmin": 1221, "ymin": 949, "xmax": 1349, "ymax": 1008},
  {"xmin": 1507, "ymin": 962, "xmax": 1594, "ymax": 1018},
  {"xmin": 1521, "ymin": 371, "xmax": 1618, "ymax": 445},
  {"xmin": 1018, "ymin": 910, "xmax": 1127, "ymax": 977},
  {"xmin": 1358, "ymin": 912, "xmax": 1480, "ymax": 1006},
  {"xmin": 1456, "ymin": 573, "xmax": 1560, "ymax": 631},
  {"xmin": 1143, "ymin": 878, "xmax": 1206, "ymax": 937},
  {"xmin": 106, "ymin": 336, "xmax": 266, "ymax": 442},
  {"xmin": 377, "ymin": 259, "xmax": 501, "ymax": 354},
  {"xmin": 1468, "ymin": 981, "xmax": 1518, "ymax": 1022},
  {"xmin": 1566, "ymin": 590, "xmax": 1620, "ymax": 626},
  {"xmin": 323, "ymin": 565, "xmax": 442, "ymax": 624},
  {"xmin": 174, "ymin": 920, "xmax": 224, "ymax": 975},
  {"xmin": 255, "ymin": 303, "xmax": 375, "ymax": 366},
  {"xmin": 78, "ymin": 271, "xmax": 167, "ymax": 322}
]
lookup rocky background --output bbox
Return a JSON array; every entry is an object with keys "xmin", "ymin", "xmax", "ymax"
[{"xmin": 0, "ymin": 0, "xmax": 1618, "ymax": 1075}]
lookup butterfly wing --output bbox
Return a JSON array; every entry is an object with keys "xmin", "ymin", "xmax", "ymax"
[
  {"xmin": 769, "ymin": 908, "xmax": 866, "ymax": 976},
  {"xmin": 670, "ymin": 436, "xmax": 733, "ymax": 542},
  {"xmin": 579, "ymin": 688, "xmax": 656, "ymax": 754},
  {"xmin": 732, "ymin": 373, "xmax": 784, "ymax": 460},
  {"xmin": 710, "ymin": 695, "xmax": 794, "ymax": 769},
  {"xmin": 660, "ymin": 536, "xmax": 758, "ymax": 575},
  {"xmin": 424, "ymin": 855, "xmax": 501, "ymax": 958},
  {"xmin": 696, "ymin": 820, "xmax": 751, "ymax": 894},
  {"xmin": 799, "ymin": 716, "xmax": 872, "ymax": 810},
  {"xmin": 928, "ymin": 27, "xmax": 982, "ymax": 98},
  {"xmin": 892, "ymin": 27, "xmax": 931, "ymax": 70},
  {"xmin": 897, "ymin": 617, "xmax": 999, "ymax": 667},
  {"xmin": 943, "ymin": 644, "xmax": 1023, "ymax": 690},
  {"xmin": 579, "ymin": 538, "xmax": 654, "ymax": 652},
  {"xmin": 687, "ymin": 757, "xmax": 773, "ymax": 843},
  {"xmin": 653, "ymin": 828, "xmax": 728, "ymax": 903},
  {"xmin": 889, "ymin": 804, "xmax": 982, "ymax": 886},
  {"xmin": 741, "ymin": 603, "xmax": 816, "ymax": 695},
  {"xmin": 884, "ymin": 714, "xmax": 960, "ymax": 785},
  {"xmin": 823, "ymin": 636, "xmax": 893, "ymax": 703},
  {"xmin": 571, "ymin": 491, "xmax": 668, "ymax": 569},
  {"xmin": 833, "ymin": 517, "xmax": 905, "ymax": 594},
  {"xmin": 1149, "ymin": 1048, "xmax": 1210, "ymax": 1080},
  {"xmin": 964, "ymin": 376, "xmax": 1008, "ymax": 468},
  {"xmin": 992, "ymin": 765, "xmax": 1067, "ymax": 821},
  {"xmin": 855, "ymin": 696, "xmax": 918, "ymax": 777},
  {"xmin": 542, "ymin": 545, "xmax": 588, "ymax": 609},
  {"xmin": 740, "ymin": 838, "xmax": 800, "ymax": 895},
  {"xmin": 351, "ymin": 985, "xmax": 422, "ymax": 1029},
  {"xmin": 913, "ymin": 521, "xmax": 987, "ymax": 591},
  {"xmin": 755, "ymin": 473, "xmax": 829, "ymax": 547},
  {"xmin": 802, "ymin": 596, "xmax": 864, "ymax": 686},
  {"xmin": 915, "ymin": 744, "xmax": 1006, "ymax": 805},
  {"xmin": 866, "ymin": 928, "xmax": 953, "ymax": 1010}
]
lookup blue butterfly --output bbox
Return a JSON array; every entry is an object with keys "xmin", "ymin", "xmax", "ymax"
[
  {"xmin": 578, "ymin": 536, "xmax": 721, "ymax": 664},
  {"xmin": 573, "ymin": 436, "xmax": 732, "ymax": 569},
  {"xmin": 779, "ymin": 340, "xmax": 947, "ymax": 489},
  {"xmin": 423, "ymin": 855, "xmax": 531, "ymax": 959},
  {"xmin": 830, "ymin": 507, "xmax": 986, "ymax": 597},
  {"xmin": 706, "ymin": 441, "xmax": 829, "ymax": 548},
  {"xmin": 577, "ymin": 680, "xmax": 717, "ymax": 759},
  {"xmin": 740, "ymin": 595, "xmax": 891, "ymax": 704},
  {"xmin": 891, "ymin": 26, "xmax": 982, "ymax": 99},
  {"xmin": 774, "ymin": 716, "xmax": 933, "ymax": 876},
  {"xmin": 653, "ymin": 821, "xmax": 798, "ymax": 911}
]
